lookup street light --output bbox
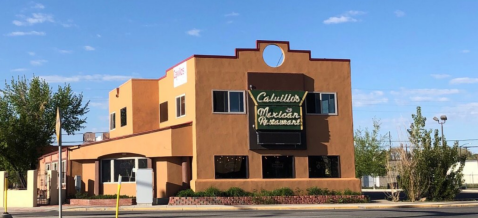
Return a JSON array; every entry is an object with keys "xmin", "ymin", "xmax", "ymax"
[{"xmin": 433, "ymin": 115, "xmax": 447, "ymax": 146}]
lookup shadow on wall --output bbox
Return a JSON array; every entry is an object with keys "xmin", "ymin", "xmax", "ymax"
[{"xmin": 88, "ymin": 179, "xmax": 94, "ymax": 196}]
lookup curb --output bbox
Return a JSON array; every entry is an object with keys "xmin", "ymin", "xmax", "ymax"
[{"xmin": 61, "ymin": 203, "xmax": 478, "ymax": 212}]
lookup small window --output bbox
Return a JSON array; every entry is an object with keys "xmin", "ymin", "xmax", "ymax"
[
  {"xmin": 262, "ymin": 156, "xmax": 294, "ymax": 179},
  {"xmin": 160, "ymin": 102, "xmax": 168, "ymax": 123},
  {"xmin": 53, "ymin": 162, "xmax": 58, "ymax": 171},
  {"xmin": 215, "ymin": 156, "xmax": 248, "ymax": 179},
  {"xmin": 120, "ymin": 107, "xmax": 127, "ymax": 127},
  {"xmin": 101, "ymin": 158, "xmax": 147, "ymax": 183},
  {"xmin": 61, "ymin": 160, "xmax": 66, "ymax": 184},
  {"xmin": 308, "ymin": 156, "xmax": 340, "ymax": 178},
  {"xmin": 212, "ymin": 91, "xmax": 245, "ymax": 113},
  {"xmin": 176, "ymin": 95, "xmax": 185, "ymax": 117},
  {"xmin": 45, "ymin": 163, "xmax": 50, "ymax": 171},
  {"xmin": 306, "ymin": 93, "xmax": 337, "ymax": 115},
  {"xmin": 101, "ymin": 160, "xmax": 111, "ymax": 183},
  {"xmin": 110, "ymin": 113, "xmax": 116, "ymax": 130}
]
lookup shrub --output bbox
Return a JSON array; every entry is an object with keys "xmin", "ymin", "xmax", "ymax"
[
  {"xmin": 307, "ymin": 187, "xmax": 324, "ymax": 195},
  {"xmin": 271, "ymin": 187, "xmax": 295, "ymax": 196},
  {"xmin": 225, "ymin": 187, "xmax": 250, "ymax": 197},
  {"xmin": 194, "ymin": 191, "xmax": 206, "ymax": 197},
  {"xmin": 330, "ymin": 190, "xmax": 342, "ymax": 195},
  {"xmin": 176, "ymin": 189, "xmax": 195, "ymax": 197},
  {"xmin": 252, "ymin": 196, "xmax": 277, "ymax": 204},
  {"xmin": 71, "ymin": 192, "xmax": 131, "ymax": 199},
  {"xmin": 343, "ymin": 189, "xmax": 361, "ymax": 195},
  {"xmin": 204, "ymin": 187, "xmax": 223, "ymax": 197}
]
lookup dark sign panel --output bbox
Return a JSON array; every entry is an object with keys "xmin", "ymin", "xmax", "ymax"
[{"xmin": 249, "ymin": 90, "xmax": 307, "ymax": 131}]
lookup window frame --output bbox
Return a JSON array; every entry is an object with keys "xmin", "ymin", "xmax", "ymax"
[
  {"xmin": 211, "ymin": 90, "xmax": 247, "ymax": 114},
  {"xmin": 307, "ymin": 155, "xmax": 341, "ymax": 178},
  {"xmin": 61, "ymin": 160, "xmax": 66, "ymax": 184},
  {"xmin": 214, "ymin": 155, "xmax": 249, "ymax": 179},
  {"xmin": 120, "ymin": 107, "xmax": 127, "ymax": 127},
  {"xmin": 52, "ymin": 162, "xmax": 58, "ymax": 171},
  {"xmin": 45, "ymin": 163, "xmax": 50, "ymax": 171},
  {"xmin": 261, "ymin": 155, "xmax": 295, "ymax": 179},
  {"xmin": 110, "ymin": 112, "xmax": 116, "ymax": 130},
  {"xmin": 100, "ymin": 157, "xmax": 148, "ymax": 184},
  {"xmin": 159, "ymin": 101, "xmax": 168, "ymax": 123},
  {"xmin": 176, "ymin": 94, "xmax": 186, "ymax": 118},
  {"xmin": 305, "ymin": 92, "xmax": 338, "ymax": 116}
]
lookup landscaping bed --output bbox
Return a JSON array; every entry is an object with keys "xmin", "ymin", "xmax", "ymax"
[
  {"xmin": 69, "ymin": 193, "xmax": 135, "ymax": 206},
  {"xmin": 169, "ymin": 187, "xmax": 368, "ymax": 205}
]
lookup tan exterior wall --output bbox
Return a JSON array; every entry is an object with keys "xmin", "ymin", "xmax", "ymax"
[
  {"xmin": 192, "ymin": 41, "xmax": 359, "ymax": 192},
  {"xmin": 0, "ymin": 170, "xmax": 37, "ymax": 207},
  {"xmin": 154, "ymin": 157, "xmax": 183, "ymax": 198},
  {"xmin": 109, "ymin": 80, "xmax": 134, "ymax": 138},
  {"xmin": 81, "ymin": 161, "xmax": 96, "ymax": 196},
  {"xmin": 103, "ymin": 183, "xmax": 136, "ymax": 197},
  {"xmin": 132, "ymin": 80, "xmax": 160, "ymax": 133}
]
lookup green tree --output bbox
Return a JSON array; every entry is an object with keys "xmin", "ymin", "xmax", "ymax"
[
  {"xmin": 399, "ymin": 106, "xmax": 465, "ymax": 201},
  {"xmin": 354, "ymin": 119, "xmax": 388, "ymax": 187},
  {"xmin": 0, "ymin": 76, "xmax": 89, "ymax": 186}
]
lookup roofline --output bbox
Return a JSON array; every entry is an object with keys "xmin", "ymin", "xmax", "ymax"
[{"xmin": 74, "ymin": 121, "xmax": 193, "ymax": 148}]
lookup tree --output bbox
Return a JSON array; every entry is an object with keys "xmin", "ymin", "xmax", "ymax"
[
  {"xmin": 397, "ymin": 106, "xmax": 465, "ymax": 201},
  {"xmin": 0, "ymin": 76, "xmax": 89, "ymax": 186},
  {"xmin": 354, "ymin": 119, "xmax": 388, "ymax": 188}
]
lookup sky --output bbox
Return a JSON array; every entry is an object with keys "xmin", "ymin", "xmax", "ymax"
[{"xmin": 1, "ymin": 1, "xmax": 477, "ymax": 151}]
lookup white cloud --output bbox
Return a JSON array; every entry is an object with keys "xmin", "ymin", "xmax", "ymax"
[
  {"xmin": 84, "ymin": 46, "xmax": 95, "ymax": 51},
  {"xmin": 391, "ymin": 88, "xmax": 460, "ymax": 96},
  {"xmin": 32, "ymin": 3, "xmax": 45, "ymax": 9},
  {"xmin": 450, "ymin": 77, "xmax": 478, "ymax": 84},
  {"xmin": 97, "ymin": 34, "xmax": 101, "ymax": 38},
  {"xmin": 57, "ymin": 49, "xmax": 73, "ymax": 54},
  {"xmin": 352, "ymin": 90, "xmax": 388, "ymax": 107},
  {"xmin": 431, "ymin": 74, "xmax": 450, "ymax": 79},
  {"xmin": 11, "ymin": 68, "xmax": 28, "ymax": 72},
  {"xmin": 27, "ymin": 51, "xmax": 35, "ymax": 56},
  {"xmin": 6, "ymin": 31, "xmax": 45, "ymax": 36},
  {"xmin": 90, "ymin": 102, "xmax": 108, "ymax": 110},
  {"xmin": 394, "ymin": 10, "xmax": 405, "ymax": 17},
  {"xmin": 39, "ymin": 74, "xmax": 135, "ymax": 83},
  {"xmin": 442, "ymin": 103, "xmax": 478, "ymax": 121},
  {"xmin": 30, "ymin": 59, "xmax": 47, "ymax": 66},
  {"xmin": 13, "ymin": 13, "xmax": 54, "ymax": 26},
  {"xmin": 186, "ymin": 28, "xmax": 201, "ymax": 37},
  {"xmin": 462, "ymin": 49, "xmax": 470, "ymax": 53},
  {"xmin": 225, "ymin": 12, "xmax": 239, "ymax": 17},
  {"xmin": 409, "ymin": 96, "xmax": 449, "ymax": 102},
  {"xmin": 323, "ymin": 10, "xmax": 366, "ymax": 24}
]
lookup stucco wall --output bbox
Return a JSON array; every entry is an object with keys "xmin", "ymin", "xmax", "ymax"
[
  {"xmin": 192, "ymin": 41, "xmax": 359, "ymax": 191},
  {"xmin": 109, "ymin": 80, "xmax": 134, "ymax": 138},
  {"xmin": 0, "ymin": 170, "xmax": 37, "ymax": 207}
]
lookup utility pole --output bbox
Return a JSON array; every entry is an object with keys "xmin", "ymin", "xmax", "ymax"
[{"xmin": 56, "ymin": 108, "xmax": 62, "ymax": 218}]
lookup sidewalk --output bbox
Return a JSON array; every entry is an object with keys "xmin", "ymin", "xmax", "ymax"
[{"xmin": 2, "ymin": 200, "xmax": 478, "ymax": 213}]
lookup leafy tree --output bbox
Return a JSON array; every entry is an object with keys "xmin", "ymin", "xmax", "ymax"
[
  {"xmin": 354, "ymin": 119, "xmax": 388, "ymax": 187},
  {"xmin": 398, "ymin": 106, "xmax": 465, "ymax": 201},
  {"xmin": 0, "ymin": 76, "xmax": 89, "ymax": 186}
]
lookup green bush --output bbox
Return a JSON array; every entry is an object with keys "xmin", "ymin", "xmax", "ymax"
[
  {"xmin": 225, "ymin": 187, "xmax": 250, "ymax": 197},
  {"xmin": 307, "ymin": 187, "xmax": 327, "ymax": 195},
  {"xmin": 330, "ymin": 190, "xmax": 342, "ymax": 195},
  {"xmin": 71, "ymin": 192, "xmax": 131, "ymax": 199},
  {"xmin": 204, "ymin": 187, "xmax": 223, "ymax": 197},
  {"xmin": 176, "ymin": 189, "xmax": 195, "ymax": 197},
  {"xmin": 271, "ymin": 187, "xmax": 295, "ymax": 196},
  {"xmin": 343, "ymin": 189, "xmax": 361, "ymax": 195}
]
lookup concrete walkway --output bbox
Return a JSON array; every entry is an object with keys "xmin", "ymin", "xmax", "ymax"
[{"xmin": 2, "ymin": 200, "xmax": 478, "ymax": 213}]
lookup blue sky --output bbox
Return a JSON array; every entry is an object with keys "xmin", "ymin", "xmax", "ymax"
[{"xmin": 1, "ymin": 1, "xmax": 477, "ymax": 151}]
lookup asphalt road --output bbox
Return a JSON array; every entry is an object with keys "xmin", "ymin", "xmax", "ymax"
[
  {"xmin": 8, "ymin": 207, "xmax": 478, "ymax": 218},
  {"xmin": 363, "ymin": 190, "xmax": 478, "ymax": 201}
]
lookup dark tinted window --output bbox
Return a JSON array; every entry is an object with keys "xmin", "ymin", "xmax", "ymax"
[
  {"xmin": 114, "ymin": 159, "xmax": 135, "ymax": 182},
  {"xmin": 321, "ymin": 94, "xmax": 336, "ymax": 114},
  {"xmin": 110, "ymin": 113, "xmax": 116, "ymax": 130},
  {"xmin": 101, "ymin": 160, "xmax": 111, "ymax": 183},
  {"xmin": 306, "ymin": 93, "xmax": 321, "ymax": 114},
  {"xmin": 138, "ymin": 159, "xmax": 148, "ymax": 169},
  {"xmin": 160, "ymin": 102, "xmax": 168, "ymax": 123},
  {"xmin": 120, "ymin": 107, "xmax": 127, "ymax": 127},
  {"xmin": 229, "ymin": 92, "xmax": 244, "ymax": 112},
  {"xmin": 176, "ymin": 96, "xmax": 185, "ymax": 117},
  {"xmin": 309, "ymin": 156, "xmax": 340, "ymax": 178},
  {"xmin": 262, "ymin": 156, "xmax": 294, "ymax": 178},
  {"xmin": 213, "ymin": 91, "xmax": 228, "ymax": 112},
  {"xmin": 215, "ymin": 156, "xmax": 248, "ymax": 179}
]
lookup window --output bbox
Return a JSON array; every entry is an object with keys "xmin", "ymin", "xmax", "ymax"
[
  {"xmin": 306, "ymin": 93, "xmax": 337, "ymax": 115},
  {"xmin": 61, "ymin": 160, "xmax": 66, "ymax": 184},
  {"xmin": 308, "ymin": 156, "xmax": 340, "ymax": 178},
  {"xmin": 53, "ymin": 162, "xmax": 58, "ymax": 171},
  {"xmin": 45, "ymin": 163, "xmax": 50, "ymax": 171},
  {"xmin": 160, "ymin": 102, "xmax": 168, "ymax": 123},
  {"xmin": 110, "ymin": 113, "xmax": 116, "ymax": 130},
  {"xmin": 176, "ymin": 95, "xmax": 185, "ymax": 117},
  {"xmin": 212, "ymin": 91, "xmax": 245, "ymax": 113},
  {"xmin": 262, "ymin": 156, "xmax": 294, "ymax": 179},
  {"xmin": 120, "ymin": 107, "xmax": 127, "ymax": 127},
  {"xmin": 214, "ymin": 156, "xmax": 248, "ymax": 179},
  {"xmin": 101, "ymin": 158, "xmax": 148, "ymax": 183}
]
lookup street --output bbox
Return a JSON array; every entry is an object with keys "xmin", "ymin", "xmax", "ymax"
[{"xmin": 6, "ymin": 207, "xmax": 478, "ymax": 218}]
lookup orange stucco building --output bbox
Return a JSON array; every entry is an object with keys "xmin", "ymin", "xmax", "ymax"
[{"xmin": 40, "ymin": 40, "xmax": 360, "ymax": 203}]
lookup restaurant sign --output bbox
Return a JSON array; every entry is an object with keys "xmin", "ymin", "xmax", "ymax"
[{"xmin": 249, "ymin": 90, "xmax": 307, "ymax": 130}]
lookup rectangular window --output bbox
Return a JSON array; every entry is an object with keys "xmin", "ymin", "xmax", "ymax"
[
  {"xmin": 214, "ymin": 156, "xmax": 248, "ymax": 179},
  {"xmin": 61, "ymin": 160, "xmax": 66, "ymax": 184},
  {"xmin": 101, "ymin": 160, "xmax": 112, "ymax": 183},
  {"xmin": 262, "ymin": 156, "xmax": 294, "ymax": 179},
  {"xmin": 306, "ymin": 93, "xmax": 337, "ymax": 115},
  {"xmin": 176, "ymin": 95, "xmax": 185, "ymax": 117},
  {"xmin": 53, "ymin": 162, "xmax": 58, "ymax": 171},
  {"xmin": 120, "ymin": 107, "xmax": 127, "ymax": 127},
  {"xmin": 101, "ymin": 158, "xmax": 147, "ymax": 183},
  {"xmin": 212, "ymin": 90, "xmax": 245, "ymax": 113},
  {"xmin": 45, "ymin": 163, "xmax": 50, "ymax": 171},
  {"xmin": 110, "ymin": 113, "xmax": 116, "ymax": 130},
  {"xmin": 160, "ymin": 102, "xmax": 168, "ymax": 123},
  {"xmin": 308, "ymin": 156, "xmax": 340, "ymax": 178}
]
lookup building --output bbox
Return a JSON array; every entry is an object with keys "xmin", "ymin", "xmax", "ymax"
[{"xmin": 39, "ymin": 40, "xmax": 360, "ymax": 203}]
